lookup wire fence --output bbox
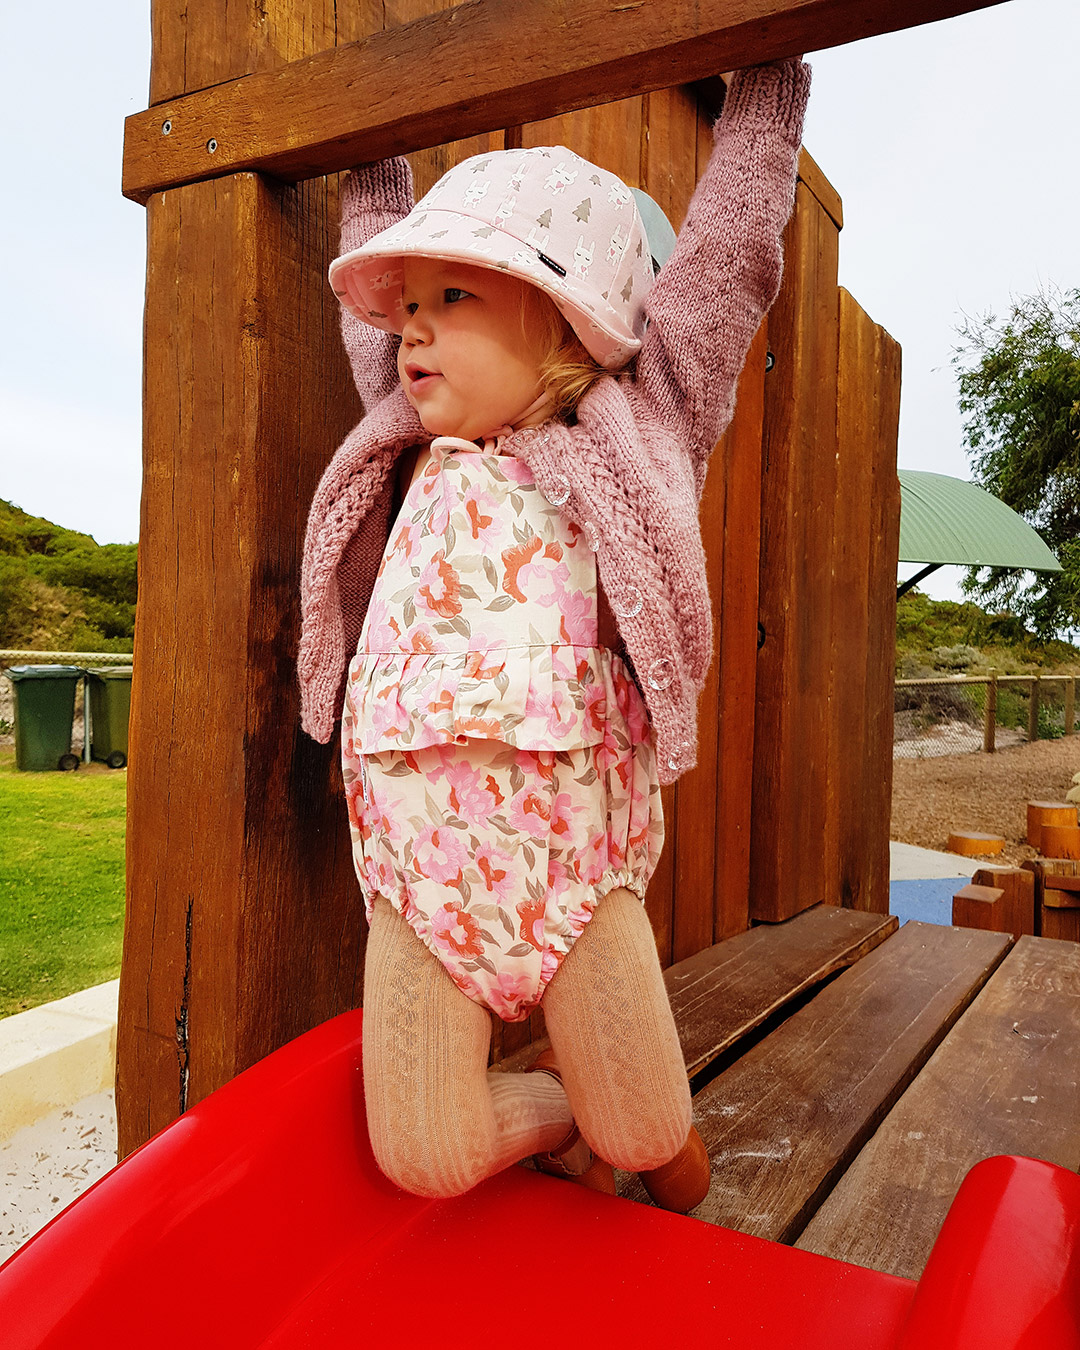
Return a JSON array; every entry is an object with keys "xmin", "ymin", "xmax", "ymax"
[
  {"xmin": 894, "ymin": 674, "xmax": 1078, "ymax": 759},
  {"xmin": 0, "ymin": 651, "xmax": 133, "ymax": 756}
]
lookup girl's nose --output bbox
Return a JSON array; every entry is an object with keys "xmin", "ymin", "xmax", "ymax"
[{"xmin": 401, "ymin": 307, "xmax": 431, "ymax": 345}]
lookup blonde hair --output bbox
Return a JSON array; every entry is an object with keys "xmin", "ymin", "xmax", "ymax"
[{"xmin": 521, "ymin": 287, "xmax": 608, "ymax": 420}]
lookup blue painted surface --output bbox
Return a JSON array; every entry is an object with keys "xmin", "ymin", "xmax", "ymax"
[{"xmin": 889, "ymin": 877, "xmax": 961, "ymax": 928}]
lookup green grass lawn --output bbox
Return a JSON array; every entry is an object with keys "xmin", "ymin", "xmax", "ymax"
[{"xmin": 0, "ymin": 745, "xmax": 126, "ymax": 1018}]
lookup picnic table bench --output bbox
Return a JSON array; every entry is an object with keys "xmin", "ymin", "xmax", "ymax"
[{"xmin": 2, "ymin": 905, "xmax": 1078, "ymax": 1346}]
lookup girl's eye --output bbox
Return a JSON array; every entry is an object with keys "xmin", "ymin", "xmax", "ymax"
[
  {"xmin": 444, "ymin": 287, "xmax": 470, "ymax": 303},
  {"xmin": 404, "ymin": 302, "xmax": 418, "ymax": 316}
]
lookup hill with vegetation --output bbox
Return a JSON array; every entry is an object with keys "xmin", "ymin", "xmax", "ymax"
[
  {"xmin": 0, "ymin": 498, "xmax": 1074, "ymax": 676},
  {"xmin": 0, "ymin": 499, "xmax": 135, "ymax": 653},
  {"xmin": 896, "ymin": 590, "xmax": 1079, "ymax": 678}
]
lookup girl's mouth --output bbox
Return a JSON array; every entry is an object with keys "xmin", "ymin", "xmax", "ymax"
[{"xmin": 405, "ymin": 364, "xmax": 441, "ymax": 395}]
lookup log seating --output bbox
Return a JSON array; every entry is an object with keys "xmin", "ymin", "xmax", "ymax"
[
  {"xmin": 1026, "ymin": 800, "xmax": 1077, "ymax": 849},
  {"xmin": 1039, "ymin": 824, "xmax": 1080, "ymax": 861},
  {"xmin": 945, "ymin": 830, "xmax": 1005, "ymax": 857}
]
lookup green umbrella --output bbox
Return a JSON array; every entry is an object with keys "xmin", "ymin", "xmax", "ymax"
[{"xmin": 897, "ymin": 470, "xmax": 1061, "ymax": 599}]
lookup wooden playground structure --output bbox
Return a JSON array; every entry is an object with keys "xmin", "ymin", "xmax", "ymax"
[{"xmin": 106, "ymin": 0, "xmax": 1078, "ymax": 1284}]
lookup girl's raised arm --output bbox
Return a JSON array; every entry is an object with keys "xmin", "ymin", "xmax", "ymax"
[
  {"xmin": 631, "ymin": 59, "xmax": 812, "ymax": 489},
  {"xmin": 337, "ymin": 157, "xmax": 415, "ymax": 410}
]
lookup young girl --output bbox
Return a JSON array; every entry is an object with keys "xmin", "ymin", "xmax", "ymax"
[{"xmin": 300, "ymin": 57, "xmax": 811, "ymax": 1208}]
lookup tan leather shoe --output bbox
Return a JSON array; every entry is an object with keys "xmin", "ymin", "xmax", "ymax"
[
  {"xmin": 638, "ymin": 1126, "xmax": 711, "ymax": 1213},
  {"xmin": 528, "ymin": 1049, "xmax": 617, "ymax": 1196}
]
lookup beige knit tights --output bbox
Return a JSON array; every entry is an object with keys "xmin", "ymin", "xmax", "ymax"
[{"xmin": 362, "ymin": 889, "xmax": 690, "ymax": 1199}]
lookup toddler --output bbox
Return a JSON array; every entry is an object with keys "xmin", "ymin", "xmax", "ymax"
[{"xmin": 300, "ymin": 57, "xmax": 811, "ymax": 1207}]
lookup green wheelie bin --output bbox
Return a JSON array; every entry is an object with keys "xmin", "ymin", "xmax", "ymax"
[
  {"xmin": 86, "ymin": 666, "xmax": 133, "ymax": 769},
  {"xmin": 2, "ymin": 665, "xmax": 84, "ymax": 771}
]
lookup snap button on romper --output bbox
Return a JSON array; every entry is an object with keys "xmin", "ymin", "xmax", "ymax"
[{"xmin": 341, "ymin": 437, "xmax": 665, "ymax": 1022}]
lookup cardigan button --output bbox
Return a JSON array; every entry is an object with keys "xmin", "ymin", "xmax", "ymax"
[
  {"xmin": 544, "ymin": 473, "xmax": 571, "ymax": 506},
  {"xmin": 646, "ymin": 658, "xmax": 674, "ymax": 691},
  {"xmin": 666, "ymin": 742, "xmax": 690, "ymax": 773},
  {"xmin": 583, "ymin": 521, "xmax": 601, "ymax": 552},
  {"xmin": 610, "ymin": 585, "xmax": 643, "ymax": 619}
]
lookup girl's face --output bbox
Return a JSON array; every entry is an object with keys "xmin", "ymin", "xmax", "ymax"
[{"xmin": 397, "ymin": 257, "xmax": 551, "ymax": 440}]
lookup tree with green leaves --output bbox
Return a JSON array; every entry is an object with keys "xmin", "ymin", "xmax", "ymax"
[{"xmin": 952, "ymin": 286, "xmax": 1080, "ymax": 638}]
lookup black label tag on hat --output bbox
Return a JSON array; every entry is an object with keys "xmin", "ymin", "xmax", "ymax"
[{"xmin": 536, "ymin": 251, "xmax": 567, "ymax": 277}]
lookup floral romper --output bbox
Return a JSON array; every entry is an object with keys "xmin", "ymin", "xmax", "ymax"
[{"xmin": 341, "ymin": 436, "xmax": 665, "ymax": 1022}]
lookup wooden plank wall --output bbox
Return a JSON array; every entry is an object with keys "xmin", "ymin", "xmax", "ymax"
[
  {"xmin": 751, "ymin": 187, "xmax": 900, "ymax": 924},
  {"xmin": 119, "ymin": 0, "xmax": 901, "ymax": 1151}
]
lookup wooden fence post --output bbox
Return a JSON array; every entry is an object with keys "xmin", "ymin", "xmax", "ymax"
[
  {"xmin": 1065, "ymin": 677, "xmax": 1075, "ymax": 738},
  {"xmin": 983, "ymin": 669, "xmax": 997, "ymax": 753},
  {"xmin": 1028, "ymin": 675, "xmax": 1041, "ymax": 744}
]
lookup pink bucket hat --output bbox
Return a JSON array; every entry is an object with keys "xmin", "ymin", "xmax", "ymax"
[{"xmin": 329, "ymin": 147, "xmax": 656, "ymax": 370}]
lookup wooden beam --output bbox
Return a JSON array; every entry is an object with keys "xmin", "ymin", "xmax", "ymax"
[
  {"xmin": 122, "ymin": 0, "xmax": 1010, "ymax": 203},
  {"xmin": 116, "ymin": 171, "xmax": 365, "ymax": 1156}
]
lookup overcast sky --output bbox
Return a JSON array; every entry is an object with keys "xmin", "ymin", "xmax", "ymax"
[{"xmin": 2, "ymin": 0, "xmax": 1075, "ymax": 605}]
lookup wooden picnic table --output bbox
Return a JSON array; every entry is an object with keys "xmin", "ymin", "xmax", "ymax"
[{"xmin": 605, "ymin": 904, "xmax": 1080, "ymax": 1279}]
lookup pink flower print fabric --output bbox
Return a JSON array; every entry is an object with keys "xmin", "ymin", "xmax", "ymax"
[
  {"xmin": 341, "ymin": 738, "xmax": 664, "ymax": 1021},
  {"xmin": 341, "ymin": 443, "xmax": 664, "ymax": 1021}
]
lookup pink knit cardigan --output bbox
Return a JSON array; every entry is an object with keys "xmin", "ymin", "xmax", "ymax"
[{"xmin": 299, "ymin": 59, "xmax": 811, "ymax": 784}]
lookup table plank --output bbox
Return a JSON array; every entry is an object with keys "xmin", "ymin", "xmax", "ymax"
[
  {"xmin": 665, "ymin": 906, "xmax": 897, "ymax": 1078},
  {"xmin": 498, "ymin": 904, "xmax": 896, "ymax": 1077},
  {"xmin": 636, "ymin": 923, "xmax": 1010, "ymax": 1234},
  {"xmin": 795, "ymin": 935, "xmax": 1080, "ymax": 1280}
]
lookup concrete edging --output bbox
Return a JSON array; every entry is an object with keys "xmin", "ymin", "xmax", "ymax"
[{"xmin": 0, "ymin": 980, "xmax": 119, "ymax": 1139}]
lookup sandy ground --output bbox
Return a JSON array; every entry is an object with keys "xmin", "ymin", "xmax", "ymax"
[
  {"xmin": 891, "ymin": 735, "xmax": 1080, "ymax": 866},
  {"xmin": 0, "ymin": 1093, "xmax": 116, "ymax": 1265}
]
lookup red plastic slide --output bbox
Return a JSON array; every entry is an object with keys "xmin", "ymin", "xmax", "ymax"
[{"xmin": 1, "ymin": 1009, "xmax": 1077, "ymax": 1348}]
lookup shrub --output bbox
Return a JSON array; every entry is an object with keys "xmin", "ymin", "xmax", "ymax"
[
  {"xmin": 930, "ymin": 643, "xmax": 983, "ymax": 671},
  {"xmin": 894, "ymin": 681, "xmax": 981, "ymax": 728}
]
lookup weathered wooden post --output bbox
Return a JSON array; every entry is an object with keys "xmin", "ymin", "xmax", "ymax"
[
  {"xmin": 117, "ymin": 1, "xmax": 380, "ymax": 1158},
  {"xmin": 1028, "ymin": 675, "xmax": 1041, "ymax": 744},
  {"xmin": 984, "ymin": 668, "xmax": 997, "ymax": 753}
]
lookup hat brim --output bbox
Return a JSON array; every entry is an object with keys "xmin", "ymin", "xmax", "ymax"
[{"xmin": 328, "ymin": 208, "xmax": 642, "ymax": 371}]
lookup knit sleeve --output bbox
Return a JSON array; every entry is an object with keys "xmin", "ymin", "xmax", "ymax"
[
  {"xmin": 338, "ymin": 157, "xmax": 415, "ymax": 412},
  {"xmin": 631, "ymin": 59, "xmax": 811, "ymax": 487}
]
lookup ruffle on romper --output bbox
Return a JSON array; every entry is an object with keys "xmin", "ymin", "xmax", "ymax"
[{"xmin": 345, "ymin": 643, "xmax": 652, "ymax": 753}]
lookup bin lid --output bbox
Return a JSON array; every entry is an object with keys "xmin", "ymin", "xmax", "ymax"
[
  {"xmin": 86, "ymin": 666, "xmax": 133, "ymax": 679},
  {"xmin": 2, "ymin": 664, "xmax": 85, "ymax": 680}
]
